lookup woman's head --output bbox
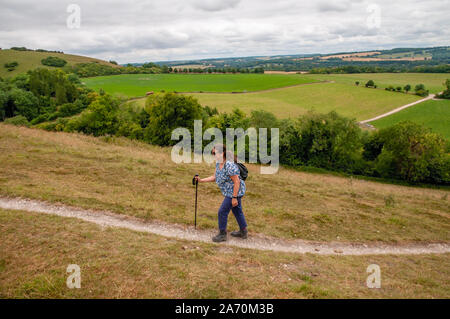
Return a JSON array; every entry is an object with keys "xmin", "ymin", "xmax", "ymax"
[{"xmin": 211, "ymin": 144, "xmax": 236, "ymax": 163}]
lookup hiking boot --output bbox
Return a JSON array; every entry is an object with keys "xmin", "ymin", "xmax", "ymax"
[
  {"xmin": 231, "ymin": 228, "xmax": 248, "ymax": 239},
  {"xmin": 212, "ymin": 230, "xmax": 227, "ymax": 242}
]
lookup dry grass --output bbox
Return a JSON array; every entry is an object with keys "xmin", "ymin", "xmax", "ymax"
[
  {"xmin": 0, "ymin": 208, "xmax": 449, "ymax": 298},
  {"xmin": 0, "ymin": 124, "xmax": 449, "ymax": 243}
]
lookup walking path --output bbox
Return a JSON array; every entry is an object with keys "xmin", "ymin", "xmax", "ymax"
[
  {"xmin": 1, "ymin": 197, "xmax": 449, "ymax": 256},
  {"xmin": 360, "ymin": 93, "xmax": 436, "ymax": 124}
]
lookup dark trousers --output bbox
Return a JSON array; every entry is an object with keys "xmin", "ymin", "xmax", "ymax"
[{"xmin": 218, "ymin": 196, "xmax": 247, "ymax": 231}]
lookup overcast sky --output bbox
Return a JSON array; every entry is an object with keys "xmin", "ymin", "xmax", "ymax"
[{"xmin": 0, "ymin": 0, "xmax": 449, "ymax": 63}]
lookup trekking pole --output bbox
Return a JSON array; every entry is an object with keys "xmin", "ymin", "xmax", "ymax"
[{"xmin": 192, "ymin": 174, "xmax": 199, "ymax": 229}]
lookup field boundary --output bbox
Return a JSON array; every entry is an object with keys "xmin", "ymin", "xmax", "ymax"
[{"xmin": 1, "ymin": 196, "xmax": 449, "ymax": 256}]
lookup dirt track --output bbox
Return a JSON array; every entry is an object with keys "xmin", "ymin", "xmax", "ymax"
[{"xmin": 1, "ymin": 196, "xmax": 449, "ymax": 256}]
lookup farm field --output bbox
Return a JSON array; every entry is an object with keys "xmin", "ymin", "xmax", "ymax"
[
  {"xmin": 370, "ymin": 99, "xmax": 450, "ymax": 140},
  {"xmin": 0, "ymin": 49, "xmax": 119, "ymax": 78},
  {"xmin": 1, "ymin": 124, "xmax": 449, "ymax": 243},
  {"xmin": 128, "ymin": 82, "xmax": 421, "ymax": 120},
  {"xmin": 82, "ymin": 73, "xmax": 319, "ymax": 97},
  {"xmin": 185, "ymin": 82, "xmax": 421, "ymax": 120},
  {"xmin": 0, "ymin": 208, "xmax": 449, "ymax": 298},
  {"xmin": 308, "ymin": 73, "xmax": 449, "ymax": 94}
]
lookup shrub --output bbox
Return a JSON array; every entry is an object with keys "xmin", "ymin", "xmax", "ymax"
[
  {"xmin": 9, "ymin": 88, "xmax": 39, "ymax": 120},
  {"xmin": 4, "ymin": 115, "xmax": 30, "ymax": 127},
  {"xmin": 414, "ymin": 84, "xmax": 429, "ymax": 97},
  {"xmin": 280, "ymin": 111, "xmax": 364, "ymax": 173},
  {"xmin": 365, "ymin": 80, "xmax": 375, "ymax": 88},
  {"xmin": 41, "ymin": 56, "xmax": 67, "ymax": 67},
  {"xmin": 374, "ymin": 121, "xmax": 449, "ymax": 183},
  {"xmin": 4, "ymin": 61, "xmax": 18, "ymax": 71},
  {"xmin": 66, "ymin": 94, "xmax": 120, "ymax": 136},
  {"xmin": 436, "ymin": 79, "xmax": 450, "ymax": 99}
]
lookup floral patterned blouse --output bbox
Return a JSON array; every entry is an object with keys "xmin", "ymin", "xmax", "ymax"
[{"xmin": 215, "ymin": 161, "xmax": 246, "ymax": 198}]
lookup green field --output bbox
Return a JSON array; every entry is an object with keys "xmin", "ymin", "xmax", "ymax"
[
  {"xmin": 177, "ymin": 82, "xmax": 420, "ymax": 120},
  {"xmin": 0, "ymin": 49, "xmax": 119, "ymax": 78},
  {"xmin": 370, "ymin": 99, "xmax": 450, "ymax": 140},
  {"xmin": 308, "ymin": 73, "xmax": 449, "ymax": 94},
  {"xmin": 82, "ymin": 73, "xmax": 319, "ymax": 97},
  {"xmin": 129, "ymin": 82, "xmax": 421, "ymax": 120}
]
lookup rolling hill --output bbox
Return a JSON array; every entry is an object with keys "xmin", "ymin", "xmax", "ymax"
[{"xmin": 0, "ymin": 49, "xmax": 120, "ymax": 77}]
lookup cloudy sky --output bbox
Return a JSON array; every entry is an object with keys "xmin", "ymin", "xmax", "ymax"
[{"xmin": 0, "ymin": 0, "xmax": 449, "ymax": 63}]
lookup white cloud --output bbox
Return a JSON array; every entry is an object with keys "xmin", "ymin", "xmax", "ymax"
[
  {"xmin": 193, "ymin": 0, "xmax": 241, "ymax": 12},
  {"xmin": 0, "ymin": 0, "xmax": 448, "ymax": 63}
]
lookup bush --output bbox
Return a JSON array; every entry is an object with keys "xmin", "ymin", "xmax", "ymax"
[
  {"xmin": 374, "ymin": 121, "xmax": 449, "ymax": 183},
  {"xmin": 436, "ymin": 79, "xmax": 450, "ymax": 99},
  {"xmin": 66, "ymin": 94, "xmax": 120, "ymax": 136},
  {"xmin": 41, "ymin": 56, "xmax": 67, "ymax": 67},
  {"xmin": 4, "ymin": 61, "xmax": 18, "ymax": 71},
  {"xmin": 10, "ymin": 88, "xmax": 39, "ymax": 120},
  {"xmin": 4, "ymin": 115, "xmax": 30, "ymax": 127},
  {"xmin": 365, "ymin": 80, "xmax": 375, "ymax": 88},
  {"xmin": 414, "ymin": 84, "xmax": 429, "ymax": 97},
  {"xmin": 143, "ymin": 93, "xmax": 204, "ymax": 146},
  {"xmin": 280, "ymin": 111, "xmax": 364, "ymax": 173}
]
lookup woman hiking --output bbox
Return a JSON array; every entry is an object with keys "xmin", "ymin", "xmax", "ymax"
[{"xmin": 194, "ymin": 144, "xmax": 248, "ymax": 242}]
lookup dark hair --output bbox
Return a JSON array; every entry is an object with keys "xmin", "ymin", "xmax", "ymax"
[{"xmin": 212, "ymin": 143, "xmax": 237, "ymax": 162}]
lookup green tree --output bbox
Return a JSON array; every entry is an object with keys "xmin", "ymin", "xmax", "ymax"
[
  {"xmin": 436, "ymin": 79, "xmax": 450, "ymax": 99},
  {"xmin": 280, "ymin": 111, "xmax": 364, "ymax": 173},
  {"xmin": 143, "ymin": 93, "xmax": 204, "ymax": 146},
  {"xmin": 0, "ymin": 89, "xmax": 8, "ymax": 120},
  {"xmin": 375, "ymin": 121, "xmax": 449, "ymax": 183},
  {"xmin": 414, "ymin": 84, "xmax": 429, "ymax": 97},
  {"xmin": 404, "ymin": 84, "xmax": 411, "ymax": 93},
  {"xmin": 365, "ymin": 80, "xmax": 375, "ymax": 88},
  {"xmin": 10, "ymin": 88, "xmax": 39, "ymax": 120},
  {"xmin": 67, "ymin": 94, "xmax": 120, "ymax": 136}
]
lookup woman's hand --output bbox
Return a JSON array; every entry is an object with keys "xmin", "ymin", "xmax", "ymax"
[
  {"xmin": 232, "ymin": 198, "xmax": 238, "ymax": 207},
  {"xmin": 196, "ymin": 175, "xmax": 216, "ymax": 183}
]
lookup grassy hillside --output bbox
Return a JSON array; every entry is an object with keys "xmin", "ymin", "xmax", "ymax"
[
  {"xmin": 1, "ymin": 124, "xmax": 448, "ymax": 243},
  {"xmin": 370, "ymin": 99, "xmax": 450, "ymax": 140},
  {"xmin": 82, "ymin": 73, "xmax": 319, "ymax": 97},
  {"xmin": 308, "ymin": 73, "xmax": 449, "ymax": 94},
  {"xmin": 0, "ymin": 49, "xmax": 120, "ymax": 78},
  {"xmin": 1, "ymin": 208, "xmax": 449, "ymax": 298}
]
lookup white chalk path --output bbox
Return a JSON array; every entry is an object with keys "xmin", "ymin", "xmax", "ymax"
[
  {"xmin": 360, "ymin": 93, "xmax": 437, "ymax": 124},
  {"xmin": 1, "ymin": 197, "xmax": 449, "ymax": 256}
]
